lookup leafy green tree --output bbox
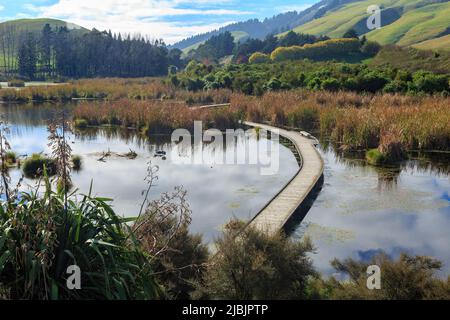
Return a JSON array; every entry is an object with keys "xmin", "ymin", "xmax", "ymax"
[
  {"xmin": 321, "ymin": 78, "xmax": 341, "ymax": 91},
  {"xmin": 412, "ymin": 71, "xmax": 449, "ymax": 94},
  {"xmin": 361, "ymin": 41, "xmax": 381, "ymax": 56},
  {"xmin": 193, "ymin": 32, "xmax": 235, "ymax": 61}
]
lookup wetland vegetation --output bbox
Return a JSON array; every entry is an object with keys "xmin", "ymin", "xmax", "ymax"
[{"xmin": 0, "ymin": 7, "xmax": 449, "ymax": 301}]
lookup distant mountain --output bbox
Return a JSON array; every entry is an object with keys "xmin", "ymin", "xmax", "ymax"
[
  {"xmin": 171, "ymin": 0, "xmax": 358, "ymax": 52},
  {"xmin": 288, "ymin": 0, "xmax": 450, "ymax": 49}
]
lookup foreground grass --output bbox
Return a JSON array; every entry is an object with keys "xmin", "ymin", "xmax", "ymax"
[{"xmin": 0, "ymin": 180, "xmax": 160, "ymax": 299}]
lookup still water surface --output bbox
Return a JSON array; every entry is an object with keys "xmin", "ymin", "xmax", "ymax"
[
  {"xmin": 295, "ymin": 146, "xmax": 450, "ymax": 277},
  {"xmin": 2, "ymin": 103, "xmax": 449, "ymax": 276},
  {"xmin": 2, "ymin": 103, "xmax": 299, "ymax": 242}
]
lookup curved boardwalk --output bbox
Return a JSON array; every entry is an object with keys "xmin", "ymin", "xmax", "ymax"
[
  {"xmin": 196, "ymin": 103, "xmax": 324, "ymax": 236},
  {"xmin": 244, "ymin": 121, "xmax": 324, "ymax": 236}
]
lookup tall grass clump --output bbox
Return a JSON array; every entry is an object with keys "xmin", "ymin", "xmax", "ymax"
[
  {"xmin": 22, "ymin": 154, "xmax": 57, "ymax": 178},
  {"xmin": 73, "ymin": 99, "xmax": 243, "ymax": 135},
  {"xmin": 366, "ymin": 149, "xmax": 386, "ymax": 166},
  {"xmin": 5, "ymin": 151, "xmax": 17, "ymax": 166},
  {"xmin": 0, "ymin": 178, "xmax": 161, "ymax": 299},
  {"xmin": 71, "ymin": 155, "xmax": 82, "ymax": 170}
]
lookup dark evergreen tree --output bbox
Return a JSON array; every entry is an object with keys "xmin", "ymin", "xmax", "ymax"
[
  {"xmin": 18, "ymin": 33, "xmax": 37, "ymax": 79},
  {"xmin": 39, "ymin": 23, "xmax": 53, "ymax": 77}
]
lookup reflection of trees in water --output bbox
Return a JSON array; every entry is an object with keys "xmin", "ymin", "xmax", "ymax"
[
  {"xmin": 75, "ymin": 127, "xmax": 173, "ymax": 151},
  {"xmin": 319, "ymin": 142, "xmax": 450, "ymax": 190},
  {"xmin": 405, "ymin": 151, "xmax": 450, "ymax": 176},
  {"xmin": 0, "ymin": 103, "xmax": 75, "ymax": 127}
]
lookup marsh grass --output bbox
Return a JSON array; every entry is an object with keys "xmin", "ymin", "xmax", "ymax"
[
  {"xmin": 73, "ymin": 119, "xmax": 88, "ymax": 129},
  {"xmin": 366, "ymin": 149, "xmax": 386, "ymax": 166},
  {"xmin": 69, "ymin": 87, "xmax": 449, "ymax": 151},
  {"xmin": 71, "ymin": 155, "xmax": 82, "ymax": 171},
  {"xmin": 7, "ymin": 79, "xmax": 25, "ymax": 88},
  {"xmin": 74, "ymin": 99, "xmax": 243, "ymax": 134},
  {"xmin": 0, "ymin": 78, "xmax": 232, "ymax": 104},
  {"xmin": 231, "ymin": 90, "xmax": 450, "ymax": 151},
  {"xmin": 22, "ymin": 154, "xmax": 57, "ymax": 178},
  {"xmin": 4, "ymin": 151, "xmax": 17, "ymax": 166}
]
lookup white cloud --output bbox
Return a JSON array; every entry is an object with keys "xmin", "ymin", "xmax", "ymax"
[
  {"xmin": 25, "ymin": 0, "xmax": 252, "ymax": 43},
  {"xmin": 0, "ymin": 5, "xmax": 5, "ymax": 12}
]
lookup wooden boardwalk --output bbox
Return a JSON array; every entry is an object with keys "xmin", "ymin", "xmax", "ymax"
[
  {"xmin": 244, "ymin": 121, "xmax": 324, "ymax": 235},
  {"xmin": 195, "ymin": 102, "xmax": 324, "ymax": 236}
]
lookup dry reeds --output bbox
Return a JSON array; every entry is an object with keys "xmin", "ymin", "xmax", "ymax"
[
  {"xmin": 73, "ymin": 99, "xmax": 242, "ymax": 134},
  {"xmin": 72, "ymin": 88, "xmax": 449, "ymax": 151},
  {"xmin": 230, "ymin": 90, "xmax": 450, "ymax": 151},
  {"xmin": 0, "ymin": 78, "xmax": 232, "ymax": 104}
]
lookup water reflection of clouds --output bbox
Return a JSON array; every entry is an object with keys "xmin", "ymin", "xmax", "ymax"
[
  {"xmin": 3, "ymin": 105, "xmax": 299, "ymax": 242},
  {"xmin": 297, "ymin": 147, "xmax": 450, "ymax": 278}
]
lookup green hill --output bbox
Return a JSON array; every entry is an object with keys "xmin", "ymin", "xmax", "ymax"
[
  {"xmin": 182, "ymin": 31, "xmax": 249, "ymax": 55},
  {"xmin": 0, "ymin": 18, "xmax": 88, "ymax": 35},
  {"xmin": 0, "ymin": 18, "xmax": 88, "ymax": 74},
  {"xmin": 413, "ymin": 34, "xmax": 450, "ymax": 51},
  {"xmin": 370, "ymin": 45, "xmax": 450, "ymax": 73},
  {"xmin": 288, "ymin": 0, "xmax": 450, "ymax": 49}
]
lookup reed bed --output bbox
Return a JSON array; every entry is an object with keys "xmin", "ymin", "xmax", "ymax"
[
  {"xmin": 230, "ymin": 90, "xmax": 450, "ymax": 151},
  {"xmin": 73, "ymin": 99, "xmax": 241, "ymax": 134},
  {"xmin": 72, "ymin": 89, "xmax": 449, "ymax": 151},
  {"xmin": 0, "ymin": 78, "xmax": 232, "ymax": 104}
]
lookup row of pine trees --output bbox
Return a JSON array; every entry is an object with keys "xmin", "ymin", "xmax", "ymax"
[{"xmin": 16, "ymin": 24, "xmax": 183, "ymax": 80}]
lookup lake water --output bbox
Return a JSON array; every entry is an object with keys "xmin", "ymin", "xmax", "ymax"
[
  {"xmin": 294, "ymin": 145, "xmax": 450, "ymax": 277},
  {"xmin": 0, "ymin": 82, "xmax": 62, "ymax": 88},
  {"xmin": 2, "ymin": 103, "xmax": 449, "ymax": 275},
  {"xmin": 1, "ymin": 103, "xmax": 299, "ymax": 242}
]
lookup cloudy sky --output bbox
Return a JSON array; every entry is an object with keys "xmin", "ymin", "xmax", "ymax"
[{"xmin": 0, "ymin": 0, "xmax": 315, "ymax": 44}]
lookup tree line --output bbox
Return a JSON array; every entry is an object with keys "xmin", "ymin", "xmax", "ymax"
[
  {"xmin": 8, "ymin": 24, "xmax": 184, "ymax": 80},
  {"xmin": 186, "ymin": 30, "xmax": 333, "ymax": 65}
]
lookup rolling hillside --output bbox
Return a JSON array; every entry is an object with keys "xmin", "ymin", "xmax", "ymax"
[
  {"xmin": 288, "ymin": 0, "xmax": 450, "ymax": 49},
  {"xmin": 0, "ymin": 18, "xmax": 88, "ymax": 73},
  {"xmin": 413, "ymin": 34, "xmax": 450, "ymax": 51},
  {"xmin": 182, "ymin": 31, "xmax": 249, "ymax": 55},
  {"xmin": 172, "ymin": 0, "xmax": 358, "ymax": 51},
  {"xmin": 0, "ymin": 18, "xmax": 88, "ymax": 36}
]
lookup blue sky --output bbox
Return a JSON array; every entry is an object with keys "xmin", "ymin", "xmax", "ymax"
[{"xmin": 0, "ymin": 0, "xmax": 317, "ymax": 43}]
